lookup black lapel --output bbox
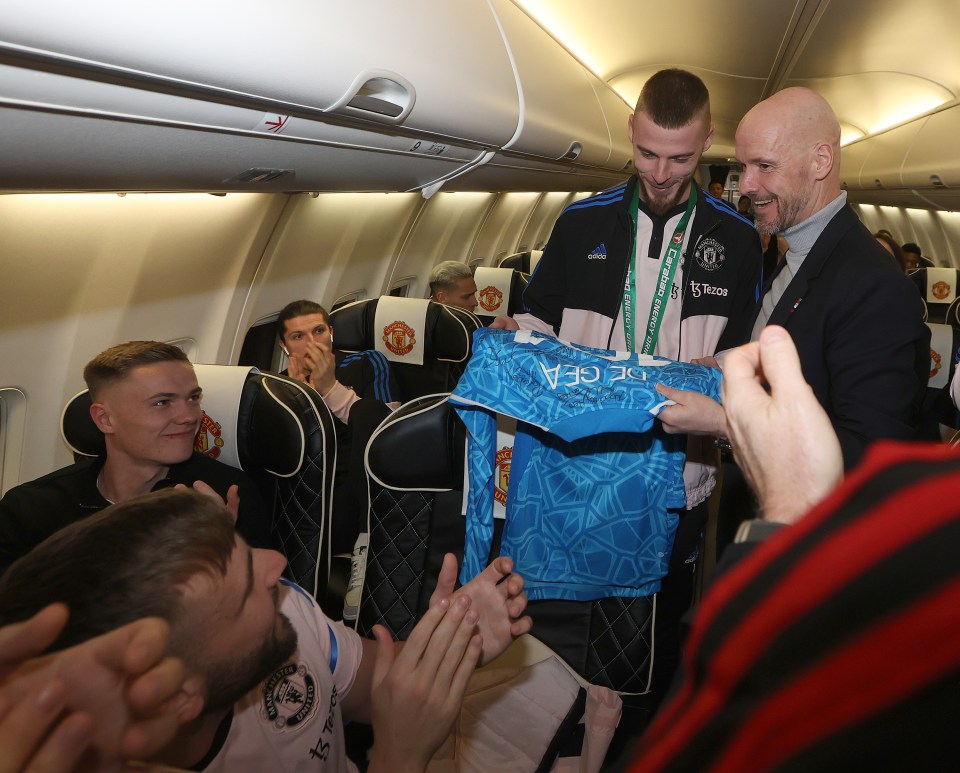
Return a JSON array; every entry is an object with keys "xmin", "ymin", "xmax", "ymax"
[{"xmin": 767, "ymin": 205, "xmax": 857, "ymax": 327}]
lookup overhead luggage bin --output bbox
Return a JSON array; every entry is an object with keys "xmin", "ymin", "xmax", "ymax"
[
  {"xmin": 902, "ymin": 105, "xmax": 960, "ymax": 189},
  {"xmin": 0, "ymin": 0, "xmax": 520, "ymax": 146},
  {"xmin": 855, "ymin": 120, "xmax": 925, "ymax": 190},
  {"xmin": 489, "ymin": 0, "xmax": 625, "ymax": 168}
]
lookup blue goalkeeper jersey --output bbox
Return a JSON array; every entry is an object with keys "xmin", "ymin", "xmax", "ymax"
[{"xmin": 449, "ymin": 328, "xmax": 723, "ymax": 601}]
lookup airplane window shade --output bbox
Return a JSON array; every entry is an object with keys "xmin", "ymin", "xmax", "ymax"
[
  {"xmin": 331, "ymin": 291, "xmax": 367, "ymax": 312},
  {"xmin": 0, "ymin": 389, "xmax": 27, "ymax": 497}
]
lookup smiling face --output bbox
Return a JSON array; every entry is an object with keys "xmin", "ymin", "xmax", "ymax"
[
  {"xmin": 735, "ymin": 88, "xmax": 841, "ymax": 236},
  {"xmin": 735, "ymin": 116, "xmax": 811, "ymax": 235},
  {"xmin": 92, "ymin": 360, "xmax": 203, "ymax": 469},
  {"xmin": 628, "ymin": 110, "xmax": 713, "ymax": 216},
  {"xmin": 180, "ymin": 538, "xmax": 297, "ymax": 714}
]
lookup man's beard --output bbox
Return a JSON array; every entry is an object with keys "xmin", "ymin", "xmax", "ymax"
[
  {"xmin": 638, "ymin": 176, "xmax": 690, "ymax": 217},
  {"xmin": 202, "ymin": 611, "xmax": 299, "ymax": 714},
  {"xmin": 755, "ymin": 190, "xmax": 806, "ymax": 235}
]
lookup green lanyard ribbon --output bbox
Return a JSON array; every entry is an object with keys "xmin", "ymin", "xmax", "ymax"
[{"xmin": 624, "ymin": 184, "xmax": 698, "ymax": 353}]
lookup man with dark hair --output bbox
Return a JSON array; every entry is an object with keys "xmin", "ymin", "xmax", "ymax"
[
  {"xmin": 901, "ymin": 241, "xmax": 933, "ymax": 270},
  {"xmin": 428, "ymin": 260, "xmax": 479, "ymax": 312},
  {"xmin": 0, "ymin": 488, "xmax": 531, "ymax": 772},
  {"xmin": 277, "ymin": 299, "xmax": 397, "ymax": 424},
  {"xmin": 492, "ymin": 68, "xmax": 763, "ymax": 709},
  {"xmin": 707, "ymin": 180, "xmax": 724, "ymax": 199},
  {"xmin": 0, "ymin": 341, "xmax": 273, "ymax": 575}
]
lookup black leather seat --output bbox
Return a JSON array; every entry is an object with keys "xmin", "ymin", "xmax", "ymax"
[
  {"xmin": 61, "ymin": 365, "xmax": 343, "ymax": 615},
  {"xmin": 498, "ymin": 249, "xmax": 543, "ymax": 275},
  {"xmin": 357, "ymin": 392, "xmax": 656, "ymax": 694},
  {"xmin": 329, "ymin": 296, "xmax": 481, "ymax": 402}
]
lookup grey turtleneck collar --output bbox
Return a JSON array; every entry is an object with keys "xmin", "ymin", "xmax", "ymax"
[{"xmin": 779, "ymin": 191, "xmax": 847, "ymax": 276}]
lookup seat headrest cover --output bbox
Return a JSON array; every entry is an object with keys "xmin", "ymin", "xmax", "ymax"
[
  {"xmin": 374, "ymin": 296, "xmax": 430, "ymax": 366},
  {"xmin": 332, "ymin": 298, "xmax": 480, "ymax": 364},
  {"xmin": 529, "ymin": 249, "xmax": 544, "ymax": 274},
  {"xmin": 473, "ymin": 267, "xmax": 514, "ymax": 318},
  {"xmin": 192, "ymin": 364, "xmax": 260, "ymax": 470},
  {"xmin": 927, "ymin": 322, "xmax": 953, "ymax": 390},
  {"xmin": 926, "ymin": 267, "xmax": 958, "ymax": 306}
]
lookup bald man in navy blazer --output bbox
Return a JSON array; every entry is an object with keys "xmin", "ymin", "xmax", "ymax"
[{"xmin": 656, "ymin": 87, "xmax": 929, "ymax": 470}]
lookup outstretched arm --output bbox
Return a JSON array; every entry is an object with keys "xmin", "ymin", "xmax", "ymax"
[{"xmin": 430, "ymin": 553, "xmax": 532, "ymax": 666}]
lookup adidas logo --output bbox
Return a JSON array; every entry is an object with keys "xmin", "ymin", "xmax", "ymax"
[{"xmin": 587, "ymin": 243, "xmax": 607, "ymax": 260}]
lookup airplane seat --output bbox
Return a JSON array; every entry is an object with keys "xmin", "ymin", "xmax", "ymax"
[
  {"xmin": 945, "ymin": 296, "xmax": 960, "ymax": 329},
  {"xmin": 472, "ymin": 266, "xmax": 529, "ymax": 325},
  {"xmin": 497, "ymin": 249, "xmax": 543, "ymax": 275},
  {"xmin": 328, "ymin": 296, "xmax": 481, "ymax": 402},
  {"xmin": 909, "ymin": 268, "xmax": 960, "ymax": 324},
  {"xmin": 356, "ymin": 392, "xmax": 656, "ymax": 694},
  {"xmin": 60, "ymin": 365, "xmax": 343, "ymax": 616},
  {"xmin": 924, "ymin": 319, "xmax": 960, "ymax": 435},
  {"xmin": 356, "ymin": 393, "xmax": 471, "ymax": 639}
]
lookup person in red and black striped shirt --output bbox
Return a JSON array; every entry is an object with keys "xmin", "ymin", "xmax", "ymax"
[{"xmin": 630, "ymin": 325, "xmax": 960, "ymax": 772}]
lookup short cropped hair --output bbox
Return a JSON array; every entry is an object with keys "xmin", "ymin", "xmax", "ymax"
[
  {"xmin": 276, "ymin": 300, "xmax": 330, "ymax": 343},
  {"xmin": 636, "ymin": 68, "xmax": 711, "ymax": 129},
  {"xmin": 0, "ymin": 488, "xmax": 235, "ymax": 660},
  {"xmin": 902, "ymin": 243, "xmax": 922, "ymax": 257},
  {"xmin": 83, "ymin": 341, "xmax": 190, "ymax": 400},
  {"xmin": 429, "ymin": 261, "xmax": 473, "ymax": 295}
]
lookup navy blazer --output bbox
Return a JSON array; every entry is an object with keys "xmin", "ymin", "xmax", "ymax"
[{"xmin": 755, "ymin": 205, "xmax": 930, "ymax": 469}]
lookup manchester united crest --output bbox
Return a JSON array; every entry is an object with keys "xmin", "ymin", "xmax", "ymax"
[
  {"xmin": 262, "ymin": 662, "xmax": 318, "ymax": 732},
  {"xmin": 382, "ymin": 320, "xmax": 416, "ymax": 356},
  {"xmin": 695, "ymin": 238, "xmax": 725, "ymax": 272},
  {"xmin": 494, "ymin": 446, "xmax": 512, "ymax": 506},
  {"xmin": 931, "ymin": 347, "xmax": 942, "ymax": 379},
  {"xmin": 194, "ymin": 411, "xmax": 225, "ymax": 459},
  {"xmin": 932, "ymin": 280, "xmax": 951, "ymax": 300},
  {"xmin": 479, "ymin": 285, "xmax": 504, "ymax": 312}
]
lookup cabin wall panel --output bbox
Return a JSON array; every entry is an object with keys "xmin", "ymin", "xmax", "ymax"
[
  {"xmin": 852, "ymin": 203, "xmax": 960, "ymax": 269},
  {"xmin": 0, "ymin": 192, "xmax": 283, "ymax": 481},
  {"xmin": 518, "ymin": 191, "xmax": 585, "ymax": 253},
  {"xmin": 235, "ymin": 192, "xmax": 425, "ymax": 345},
  {"xmin": 468, "ymin": 192, "xmax": 544, "ymax": 266},
  {"xmin": 392, "ymin": 193, "xmax": 498, "ymax": 299}
]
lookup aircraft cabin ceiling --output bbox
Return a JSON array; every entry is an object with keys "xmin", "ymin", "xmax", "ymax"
[{"xmin": 1, "ymin": 0, "xmax": 959, "ymax": 207}]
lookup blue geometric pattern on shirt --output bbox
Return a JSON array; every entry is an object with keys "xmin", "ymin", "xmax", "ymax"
[{"xmin": 450, "ymin": 328, "xmax": 723, "ymax": 601}]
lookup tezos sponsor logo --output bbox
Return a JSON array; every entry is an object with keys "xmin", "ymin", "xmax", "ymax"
[
  {"xmin": 695, "ymin": 237, "xmax": 725, "ymax": 272},
  {"xmin": 689, "ymin": 281, "xmax": 728, "ymax": 298}
]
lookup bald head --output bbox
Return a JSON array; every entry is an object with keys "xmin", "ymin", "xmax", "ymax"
[{"xmin": 735, "ymin": 88, "xmax": 842, "ymax": 234}]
